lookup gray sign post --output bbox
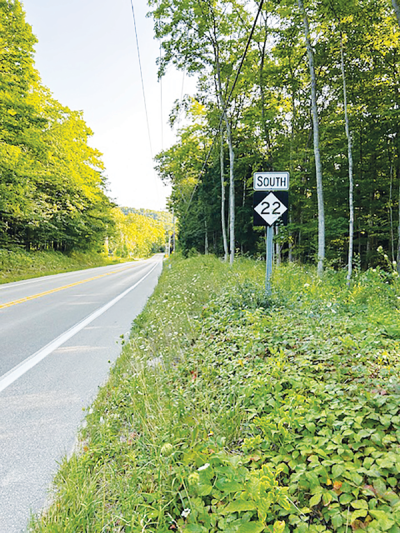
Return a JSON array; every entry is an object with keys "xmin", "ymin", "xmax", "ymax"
[{"xmin": 253, "ymin": 172, "xmax": 289, "ymax": 295}]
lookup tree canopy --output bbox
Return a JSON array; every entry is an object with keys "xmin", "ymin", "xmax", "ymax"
[
  {"xmin": 0, "ymin": 0, "xmax": 115, "ymax": 253},
  {"xmin": 149, "ymin": 0, "xmax": 400, "ymax": 273}
]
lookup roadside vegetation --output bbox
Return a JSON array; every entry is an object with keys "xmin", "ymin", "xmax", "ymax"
[
  {"xmin": 31, "ymin": 254, "xmax": 400, "ymax": 533},
  {"xmin": 0, "ymin": 207, "xmax": 173, "ymax": 284},
  {"xmin": 0, "ymin": 249, "xmax": 125, "ymax": 285}
]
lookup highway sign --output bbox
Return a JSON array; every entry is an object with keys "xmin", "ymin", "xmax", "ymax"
[
  {"xmin": 253, "ymin": 171, "xmax": 289, "ymax": 191},
  {"xmin": 253, "ymin": 191, "xmax": 289, "ymax": 227}
]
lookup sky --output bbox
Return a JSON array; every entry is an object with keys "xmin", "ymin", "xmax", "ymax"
[{"xmin": 21, "ymin": 0, "xmax": 196, "ymax": 211}]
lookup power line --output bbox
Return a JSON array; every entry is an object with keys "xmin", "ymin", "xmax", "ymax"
[
  {"xmin": 226, "ymin": 0, "xmax": 265, "ymax": 105},
  {"xmin": 130, "ymin": 0, "xmax": 153, "ymax": 158},
  {"xmin": 159, "ymin": 43, "xmax": 164, "ymax": 150},
  {"xmin": 183, "ymin": 0, "xmax": 265, "ymax": 214}
]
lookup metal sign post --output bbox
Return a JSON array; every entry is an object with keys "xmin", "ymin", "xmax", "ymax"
[
  {"xmin": 253, "ymin": 171, "xmax": 290, "ymax": 296},
  {"xmin": 265, "ymin": 225, "xmax": 274, "ymax": 295}
]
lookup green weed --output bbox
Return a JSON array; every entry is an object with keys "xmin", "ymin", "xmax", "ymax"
[{"xmin": 31, "ymin": 255, "xmax": 400, "ymax": 532}]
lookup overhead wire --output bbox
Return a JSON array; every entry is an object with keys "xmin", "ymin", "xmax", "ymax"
[
  {"xmin": 183, "ymin": 0, "xmax": 265, "ymax": 215},
  {"xmin": 130, "ymin": 0, "xmax": 167, "ymax": 208},
  {"xmin": 130, "ymin": 0, "xmax": 154, "ymax": 159},
  {"xmin": 159, "ymin": 43, "xmax": 164, "ymax": 150}
]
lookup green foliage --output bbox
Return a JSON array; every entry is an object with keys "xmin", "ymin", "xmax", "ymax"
[
  {"xmin": 31, "ymin": 256, "xmax": 400, "ymax": 532},
  {"xmin": 108, "ymin": 208, "xmax": 171, "ymax": 258},
  {"xmin": 0, "ymin": 248, "xmax": 120, "ymax": 284},
  {"xmin": 0, "ymin": 0, "xmax": 115, "ymax": 254},
  {"xmin": 149, "ymin": 0, "xmax": 400, "ymax": 269}
]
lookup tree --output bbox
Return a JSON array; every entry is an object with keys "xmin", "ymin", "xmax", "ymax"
[
  {"xmin": 392, "ymin": 0, "xmax": 400, "ymax": 28},
  {"xmin": 148, "ymin": 0, "xmax": 251, "ymax": 264},
  {"xmin": 297, "ymin": 0, "xmax": 325, "ymax": 275}
]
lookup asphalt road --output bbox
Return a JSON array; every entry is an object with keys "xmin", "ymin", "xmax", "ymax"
[{"xmin": 0, "ymin": 255, "xmax": 163, "ymax": 532}]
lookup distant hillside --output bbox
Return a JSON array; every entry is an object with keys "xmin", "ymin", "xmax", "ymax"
[{"xmin": 120, "ymin": 207, "xmax": 173, "ymax": 225}]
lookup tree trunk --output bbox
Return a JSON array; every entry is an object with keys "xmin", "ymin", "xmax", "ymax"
[
  {"xmin": 340, "ymin": 36, "xmax": 354, "ymax": 286},
  {"xmin": 392, "ymin": 0, "xmax": 400, "ymax": 28},
  {"xmin": 214, "ymin": 43, "xmax": 235, "ymax": 265},
  {"xmin": 258, "ymin": 14, "xmax": 272, "ymax": 166},
  {"xmin": 220, "ymin": 126, "xmax": 229, "ymax": 261},
  {"xmin": 204, "ymin": 217, "xmax": 209, "ymax": 255},
  {"xmin": 390, "ymin": 163, "xmax": 394, "ymax": 261},
  {"xmin": 397, "ymin": 169, "xmax": 400, "ymax": 273},
  {"xmin": 288, "ymin": 215, "xmax": 294, "ymax": 262},
  {"xmin": 298, "ymin": 0, "xmax": 325, "ymax": 276},
  {"xmin": 227, "ymin": 119, "xmax": 235, "ymax": 266},
  {"xmin": 275, "ymin": 225, "xmax": 281, "ymax": 265},
  {"xmin": 172, "ymin": 210, "xmax": 176, "ymax": 253}
]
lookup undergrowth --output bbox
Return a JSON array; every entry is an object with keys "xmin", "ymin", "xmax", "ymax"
[{"xmin": 31, "ymin": 255, "xmax": 400, "ymax": 532}]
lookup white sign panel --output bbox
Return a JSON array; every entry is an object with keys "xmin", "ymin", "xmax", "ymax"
[
  {"xmin": 254, "ymin": 192, "xmax": 288, "ymax": 226},
  {"xmin": 254, "ymin": 172, "xmax": 289, "ymax": 191}
]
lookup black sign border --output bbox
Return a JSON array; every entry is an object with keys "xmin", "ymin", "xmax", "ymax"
[{"xmin": 253, "ymin": 191, "xmax": 289, "ymax": 227}]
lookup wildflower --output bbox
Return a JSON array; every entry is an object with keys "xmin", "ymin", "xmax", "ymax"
[
  {"xmin": 198, "ymin": 463, "xmax": 210, "ymax": 471},
  {"xmin": 181, "ymin": 508, "xmax": 191, "ymax": 518},
  {"xmin": 161, "ymin": 443, "xmax": 174, "ymax": 456}
]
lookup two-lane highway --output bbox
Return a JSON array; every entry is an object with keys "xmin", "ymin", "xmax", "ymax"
[{"xmin": 0, "ymin": 255, "xmax": 163, "ymax": 532}]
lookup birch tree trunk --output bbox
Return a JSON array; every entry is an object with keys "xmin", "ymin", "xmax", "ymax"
[
  {"xmin": 340, "ymin": 36, "xmax": 354, "ymax": 286},
  {"xmin": 397, "ymin": 169, "xmax": 400, "ymax": 274},
  {"xmin": 298, "ymin": 0, "xmax": 325, "ymax": 276},
  {"xmin": 389, "ymin": 163, "xmax": 395, "ymax": 261},
  {"xmin": 392, "ymin": 0, "xmax": 400, "ymax": 28},
  {"xmin": 226, "ymin": 117, "xmax": 235, "ymax": 265},
  {"xmin": 220, "ymin": 126, "xmax": 229, "ymax": 262},
  {"xmin": 215, "ymin": 54, "xmax": 235, "ymax": 265}
]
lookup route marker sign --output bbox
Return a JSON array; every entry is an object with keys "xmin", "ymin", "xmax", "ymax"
[
  {"xmin": 253, "ymin": 171, "xmax": 289, "ymax": 191},
  {"xmin": 253, "ymin": 191, "xmax": 289, "ymax": 227},
  {"xmin": 253, "ymin": 171, "xmax": 290, "ymax": 296}
]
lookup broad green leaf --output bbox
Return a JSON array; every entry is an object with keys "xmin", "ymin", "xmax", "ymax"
[
  {"xmin": 237, "ymin": 521, "xmax": 266, "ymax": 533},
  {"xmin": 369, "ymin": 510, "xmax": 395, "ymax": 530},
  {"xmin": 215, "ymin": 480, "xmax": 243, "ymax": 493},
  {"xmin": 339, "ymin": 494, "xmax": 353, "ymax": 505},
  {"xmin": 198, "ymin": 484, "xmax": 213, "ymax": 496},
  {"xmin": 331, "ymin": 514, "xmax": 343, "ymax": 528},
  {"xmin": 331, "ymin": 465, "xmax": 344, "ymax": 479},
  {"xmin": 220, "ymin": 500, "xmax": 257, "ymax": 514},
  {"xmin": 310, "ymin": 493, "xmax": 322, "ymax": 507},
  {"xmin": 273, "ymin": 521, "xmax": 286, "ymax": 533},
  {"xmin": 350, "ymin": 509, "xmax": 367, "ymax": 523},
  {"xmin": 351, "ymin": 500, "xmax": 368, "ymax": 510}
]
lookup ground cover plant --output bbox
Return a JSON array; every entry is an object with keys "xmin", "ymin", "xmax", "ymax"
[
  {"xmin": 0, "ymin": 249, "xmax": 124, "ymax": 284},
  {"xmin": 31, "ymin": 255, "xmax": 400, "ymax": 532}
]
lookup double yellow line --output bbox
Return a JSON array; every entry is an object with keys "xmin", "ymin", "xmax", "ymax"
[{"xmin": 0, "ymin": 265, "xmax": 136, "ymax": 310}]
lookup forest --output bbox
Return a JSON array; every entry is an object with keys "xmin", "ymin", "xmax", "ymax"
[
  {"xmin": 0, "ymin": 1, "xmax": 171, "ymax": 259},
  {"xmin": 150, "ymin": 0, "xmax": 400, "ymax": 275},
  {"xmin": 0, "ymin": 0, "xmax": 117, "ymax": 252}
]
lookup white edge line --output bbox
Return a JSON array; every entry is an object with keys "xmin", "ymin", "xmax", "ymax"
[{"xmin": 0, "ymin": 261, "xmax": 159, "ymax": 394}]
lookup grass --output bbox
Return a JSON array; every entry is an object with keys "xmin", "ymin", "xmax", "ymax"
[
  {"xmin": 30, "ymin": 255, "xmax": 400, "ymax": 532},
  {"xmin": 0, "ymin": 249, "xmax": 126, "ymax": 284}
]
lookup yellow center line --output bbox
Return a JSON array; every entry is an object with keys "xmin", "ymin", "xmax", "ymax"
[{"xmin": 0, "ymin": 265, "xmax": 137, "ymax": 310}]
